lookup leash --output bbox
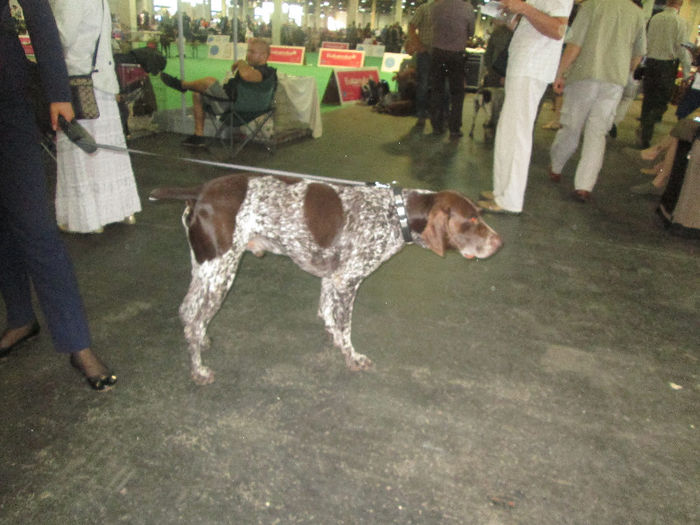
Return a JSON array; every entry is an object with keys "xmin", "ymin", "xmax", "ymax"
[
  {"xmin": 58, "ymin": 115, "xmax": 385, "ymax": 187},
  {"xmin": 77, "ymin": 139, "xmax": 390, "ymax": 188},
  {"xmin": 58, "ymin": 116, "xmax": 413, "ymax": 243}
]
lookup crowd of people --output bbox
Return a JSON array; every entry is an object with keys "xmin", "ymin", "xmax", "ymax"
[
  {"xmin": 1, "ymin": 0, "xmax": 698, "ymax": 392},
  {"xmin": 133, "ymin": 7, "xmax": 408, "ymax": 54}
]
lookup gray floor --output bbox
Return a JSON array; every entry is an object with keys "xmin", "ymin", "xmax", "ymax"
[{"xmin": 1, "ymin": 97, "xmax": 698, "ymax": 524}]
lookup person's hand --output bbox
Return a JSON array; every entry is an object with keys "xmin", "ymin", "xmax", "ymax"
[
  {"xmin": 50, "ymin": 102, "xmax": 74, "ymax": 131},
  {"xmin": 500, "ymin": 0, "xmax": 527, "ymax": 15},
  {"xmin": 232, "ymin": 59, "xmax": 246, "ymax": 73},
  {"xmin": 553, "ymin": 76, "xmax": 566, "ymax": 94}
]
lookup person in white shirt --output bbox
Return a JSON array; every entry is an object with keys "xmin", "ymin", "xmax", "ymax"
[{"xmin": 478, "ymin": 0, "xmax": 573, "ymax": 214}]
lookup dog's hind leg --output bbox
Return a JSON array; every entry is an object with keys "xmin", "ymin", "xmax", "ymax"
[
  {"xmin": 179, "ymin": 248, "xmax": 243, "ymax": 384},
  {"xmin": 319, "ymin": 276, "xmax": 371, "ymax": 371}
]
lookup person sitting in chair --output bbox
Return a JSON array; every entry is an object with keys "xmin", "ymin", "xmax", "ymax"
[{"xmin": 160, "ymin": 38, "xmax": 276, "ymax": 147}]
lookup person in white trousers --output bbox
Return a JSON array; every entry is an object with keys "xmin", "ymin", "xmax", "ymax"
[
  {"xmin": 478, "ymin": 0, "xmax": 573, "ymax": 215},
  {"xmin": 548, "ymin": 0, "xmax": 646, "ymax": 202}
]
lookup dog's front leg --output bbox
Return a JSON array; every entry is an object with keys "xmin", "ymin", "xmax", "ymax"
[
  {"xmin": 179, "ymin": 249, "xmax": 243, "ymax": 384},
  {"xmin": 319, "ymin": 276, "xmax": 372, "ymax": 371}
]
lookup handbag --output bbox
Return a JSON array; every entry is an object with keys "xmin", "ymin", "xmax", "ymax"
[
  {"xmin": 69, "ymin": 74, "xmax": 99, "ymax": 119},
  {"xmin": 69, "ymin": 34, "xmax": 101, "ymax": 120}
]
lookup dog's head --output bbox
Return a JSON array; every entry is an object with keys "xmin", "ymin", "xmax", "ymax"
[{"xmin": 409, "ymin": 191, "xmax": 502, "ymax": 259}]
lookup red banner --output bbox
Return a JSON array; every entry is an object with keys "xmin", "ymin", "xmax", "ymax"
[
  {"xmin": 318, "ymin": 48, "xmax": 365, "ymax": 69},
  {"xmin": 322, "ymin": 68, "xmax": 380, "ymax": 104},
  {"xmin": 321, "ymin": 41, "xmax": 350, "ymax": 49},
  {"xmin": 268, "ymin": 45, "xmax": 305, "ymax": 65}
]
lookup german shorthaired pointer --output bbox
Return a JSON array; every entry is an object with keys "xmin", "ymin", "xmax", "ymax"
[{"xmin": 150, "ymin": 174, "xmax": 502, "ymax": 384}]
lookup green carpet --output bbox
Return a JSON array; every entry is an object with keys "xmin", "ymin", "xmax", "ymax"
[{"xmin": 156, "ymin": 50, "xmax": 397, "ymax": 113}]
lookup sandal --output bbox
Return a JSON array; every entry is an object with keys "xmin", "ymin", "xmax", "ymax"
[{"xmin": 69, "ymin": 352, "xmax": 117, "ymax": 392}]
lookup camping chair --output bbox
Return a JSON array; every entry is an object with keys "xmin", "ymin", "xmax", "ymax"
[{"xmin": 205, "ymin": 71, "xmax": 277, "ymax": 157}]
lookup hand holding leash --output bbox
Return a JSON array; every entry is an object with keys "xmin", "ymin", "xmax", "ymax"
[{"xmin": 58, "ymin": 115, "xmax": 97, "ymax": 153}]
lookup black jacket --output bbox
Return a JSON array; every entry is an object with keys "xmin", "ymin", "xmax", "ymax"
[{"xmin": 0, "ymin": 0, "xmax": 70, "ymax": 107}]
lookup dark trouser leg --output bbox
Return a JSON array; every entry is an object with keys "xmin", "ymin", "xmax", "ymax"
[
  {"xmin": 446, "ymin": 51, "xmax": 466, "ymax": 134},
  {"xmin": 429, "ymin": 49, "xmax": 448, "ymax": 133},
  {"xmin": 0, "ymin": 106, "xmax": 91, "ymax": 353},
  {"xmin": 640, "ymin": 59, "xmax": 677, "ymax": 147},
  {"xmin": 415, "ymin": 51, "xmax": 431, "ymax": 119}
]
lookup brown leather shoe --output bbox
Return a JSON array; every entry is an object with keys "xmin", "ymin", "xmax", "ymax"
[
  {"xmin": 572, "ymin": 189, "xmax": 591, "ymax": 203},
  {"xmin": 549, "ymin": 168, "xmax": 561, "ymax": 183}
]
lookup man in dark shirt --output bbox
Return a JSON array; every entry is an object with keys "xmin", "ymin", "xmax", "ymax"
[
  {"xmin": 429, "ymin": 0, "xmax": 475, "ymax": 139},
  {"xmin": 161, "ymin": 37, "xmax": 276, "ymax": 147}
]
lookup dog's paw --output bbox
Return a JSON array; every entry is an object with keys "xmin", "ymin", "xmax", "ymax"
[
  {"xmin": 345, "ymin": 352, "xmax": 373, "ymax": 371},
  {"xmin": 191, "ymin": 366, "xmax": 215, "ymax": 385}
]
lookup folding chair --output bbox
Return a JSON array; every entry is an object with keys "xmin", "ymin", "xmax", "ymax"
[{"xmin": 205, "ymin": 71, "xmax": 277, "ymax": 157}]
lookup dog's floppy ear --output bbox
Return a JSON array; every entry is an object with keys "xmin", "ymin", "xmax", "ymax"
[{"xmin": 421, "ymin": 206, "xmax": 449, "ymax": 257}]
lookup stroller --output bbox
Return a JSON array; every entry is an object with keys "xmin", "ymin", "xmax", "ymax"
[{"xmin": 113, "ymin": 47, "xmax": 167, "ymax": 137}]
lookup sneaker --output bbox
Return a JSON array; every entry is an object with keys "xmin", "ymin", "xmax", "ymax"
[
  {"xmin": 549, "ymin": 168, "xmax": 562, "ymax": 183},
  {"xmin": 161, "ymin": 72, "xmax": 186, "ymax": 92},
  {"xmin": 181, "ymin": 135, "xmax": 207, "ymax": 147},
  {"xmin": 572, "ymin": 190, "xmax": 592, "ymax": 203},
  {"xmin": 630, "ymin": 181, "xmax": 664, "ymax": 196}
]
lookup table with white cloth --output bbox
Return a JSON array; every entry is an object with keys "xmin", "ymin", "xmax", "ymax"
[{"xmin": 274, "ymin": 73, "xmax": 322, "ymax": 140}]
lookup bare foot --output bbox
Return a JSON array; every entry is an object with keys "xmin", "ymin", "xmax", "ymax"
[{"xmin": 640, "ymin": 146, "xmax": 661, "ymax": 162}]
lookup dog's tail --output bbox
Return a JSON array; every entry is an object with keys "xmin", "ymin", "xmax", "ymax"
[{"xmin": 149, "ymin": 186, "xmax": 202, "ymax": 202}]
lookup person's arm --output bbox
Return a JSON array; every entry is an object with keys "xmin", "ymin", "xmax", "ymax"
[
  {"xmin": 407, "ymin": 22, "xmax": 426, "ymax": 54},
  {"xmin": 630, "ymin": 55, "xmax": 643, "ymax": 74},
  {"xmin": 500, "ymin": 0, "xmax": 568, "ymax": 40},
  {"xmin": 678, "ymin": 46, "xmax": 692, "ymax": 81},
  {"xmin": 232, "ymin": 59, "xmax": 263, "ymax": 82},
  {"xmin": 552, "ymin": 42, "xmax": 581, "ymax": 94},
  {"xmin": 21, "ymin": 0, "xmax": 75, "ymax": 129}
]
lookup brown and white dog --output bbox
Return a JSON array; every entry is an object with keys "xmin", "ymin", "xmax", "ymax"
[{"xmin": 150, "ymin": 174, "xmax": 502, "ymax": 384}]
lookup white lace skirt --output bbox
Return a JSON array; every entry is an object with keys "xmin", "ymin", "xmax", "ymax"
[{"xmin": 55, "ymin": 89, "xmax": 141, "ymax": 232}]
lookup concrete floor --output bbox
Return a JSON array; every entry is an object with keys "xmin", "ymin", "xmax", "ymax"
[{"xmin": 1, "ymin": 97, "xmax": 698, "ymax": 524}]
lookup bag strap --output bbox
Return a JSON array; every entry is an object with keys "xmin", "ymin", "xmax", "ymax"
[{"xmin": 90, "ymin": 0, "xmax": 106, "ymax": 73}]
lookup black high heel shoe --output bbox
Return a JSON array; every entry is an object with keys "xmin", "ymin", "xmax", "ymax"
[
  {"xmin": 0, "ymin": 321, "xmax": 40, "ymax": 358},
  {"xmin": 69, "ymin": 354, "xmax": 117, "ymax": 392}
]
